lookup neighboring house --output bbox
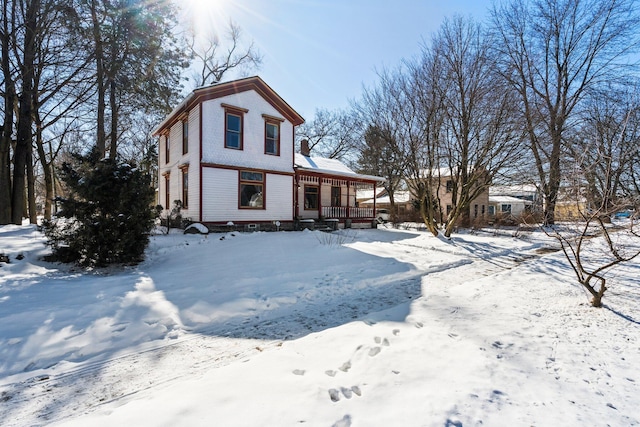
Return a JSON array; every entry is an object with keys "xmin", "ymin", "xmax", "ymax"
[
  {"xmin": 438, "ymin": 177, "xmax": 490, "ymax": 225},
  {"xmin": 360, "ymin": 190, "xmax": 415, "ymax": 221},
  {"xmin": 405, "ymin": 169, "xmax": 491, "ymax": 225},
  {"xmin": 153, "ymin": 76, "xmax": 383, "ymax": 230},
  {"xmin": 488, "ymin": 195, "xmax": 533, "ymax": 218}
]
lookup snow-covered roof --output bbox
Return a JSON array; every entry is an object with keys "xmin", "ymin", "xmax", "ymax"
[
  {"xmin": 294, "ymin": 154, "xmax": 385, "ymax": 183},
  {"xmin": 360, "ymin": 191, "xmax": 412, "ymax": 205},
  {"xmin": 490, "ymin": 184, "xmax": 539, "ymax": 196},
  {"xmin": 489, "ymin": 195, "xmax": 533, "ymax": 204}
]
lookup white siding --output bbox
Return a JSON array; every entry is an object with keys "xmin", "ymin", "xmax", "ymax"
[
  {"xmin": 157, "ymin": 107, "xmax": 200, "ymax": 220},
  {"xmin": 201, "ymin": 167, "xmax": 293, "ymax": 222},
  {"xmin": 201, "ymin": 91, "xmax": 294, "ymax": 173}
]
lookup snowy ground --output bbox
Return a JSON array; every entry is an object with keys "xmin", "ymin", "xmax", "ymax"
[{"xmin": 0, "ymin": 222, "xmax": 638, "ymax": 426}]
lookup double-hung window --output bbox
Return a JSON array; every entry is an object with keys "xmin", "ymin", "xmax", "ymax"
[
  {"xmin": 164, "ymin": 173, "xmax": 170, "ymax": 209},
  {"xmin": 180, "ymin": 166, "xmax": 189, "ymax": 208},
  {"xmin": 223, "ymin": 104, "xmax": 247, "ymax": 150},
  {"xmin": 263, "ymin": 115, "xmax": 283, "ymax": 156},
  {"xmin": 182, "ymin": 120, "xmax": 188, "ymax": 154},
  {"xmin": 239, "ymin": 171, "xmax": 264, "ymax": 209},
  {"xmin": 164, "ymin": 135, "xmax": 170, "ymax": 164},
  {"xmin": 265, "ymin": 122, "xmax": 279, "ymax": 155}
]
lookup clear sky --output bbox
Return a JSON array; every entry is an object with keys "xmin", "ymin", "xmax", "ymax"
[{"xmin": 182, "ymin": 0, "xmax": 493, "ymax": 120}]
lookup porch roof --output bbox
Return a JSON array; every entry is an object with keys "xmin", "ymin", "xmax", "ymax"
[{"xmin": 294, "ymin": 154, "xmax": 385, "ymax": 183}]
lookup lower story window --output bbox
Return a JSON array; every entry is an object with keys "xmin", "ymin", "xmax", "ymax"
[
  {"xmin": 304, "ymin": 186, "xmax": 318, "ymax": 209},
  {"xmin": 181, "ymin": 168, "xmax": 189, "ymax": 208},
  {"xmin": 240, "ymin": 171, "xmax": 264, "ymax": 208},
  {"xmin": 164, "ymin": 174, "xmax": 170, "ymax": 209}
]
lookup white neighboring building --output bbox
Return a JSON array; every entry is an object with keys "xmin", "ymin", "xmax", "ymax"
[{"xmin": 488, "ymin": 195, "xmax": 533, "ymax": 217}]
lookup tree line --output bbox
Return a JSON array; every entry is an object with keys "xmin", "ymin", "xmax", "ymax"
[
  {"xmin": 301, "ymin": 0, "xmax": 640, "ymax": 236},
  {"xmin": 0, "ymin": 0, "xmax": 259, "ymax": 226},
  {"xmin": 3, "ymin": 0, "xmax": 639, "ymax": 234}
]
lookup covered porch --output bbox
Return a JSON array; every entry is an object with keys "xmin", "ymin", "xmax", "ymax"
[{"xmin": 294, "ymin": 153, "xmax": 385, "ymax": 228}]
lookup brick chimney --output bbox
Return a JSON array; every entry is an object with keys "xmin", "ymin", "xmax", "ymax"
[{"xmin": 300, "ymin": 139, "xmax": 310, "ymax": 157}]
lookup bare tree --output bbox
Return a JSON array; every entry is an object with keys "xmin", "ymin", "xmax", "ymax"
[
  {"xmin": 190, "ymin": 21, "xmax": 262, "ymax": 87},
  {"xmin": 546, "ymin": 166, "xmax": 640, "ymax": 307},
  {"xmin": 295, "ymin": 108, "xmax": 361, "ymax": 163},
  {"xmin": 11, "ymin": 0, "xmax": 39, "ymax": 225},
  {"xmin": 397, "ymin": 60, "xmax": 444, "ymax": 236},
  {"xmin": 491, "ymin": 0, "xmax": 640, "ymax": 226},
  {"xmin": 569, "ymin": 85, "xmax": 640, "ymax": 215},
  {"xmin": 431, "ymin": 15, "xmax": 524, "ymax": 237},
  {"xmin": 357, "ymin": 124, "xmax": 405, "ymax": 222},
  {"xmin": 0, "ymin": 0, "xmax": 17, "ymax": 224}
]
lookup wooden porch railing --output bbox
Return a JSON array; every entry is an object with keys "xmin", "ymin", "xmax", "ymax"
[{"xmin": 322, "ymin": 206, "xmax": 374, "ymax": 219}]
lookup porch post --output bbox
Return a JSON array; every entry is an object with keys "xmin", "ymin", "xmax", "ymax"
[
  {"xmin": 373, "ymin": 182, "xmax": 377, "ymax": 219},
  {"xmin": 347, "ymin": 181, "xmax": 351, "ymax": 219},
  {"xmin": 317, "ymin": 178, "xmax": 322, "ymax": 218}
]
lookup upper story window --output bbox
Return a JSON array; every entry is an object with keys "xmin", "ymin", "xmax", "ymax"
[
  {"xmin": 265, "ymin": 122, "xmax": 279, "ymax": 155},
  {"xmin": 446, "ymin": 180, "xmax": 454, "ymax": 193},
  {"xmin": 263, "ymin": 114, "xmax": 284, "ymax": 156},
  {"xmin": 182, "ymin": 119, "xmax": 188, "ymax": 155},
  {"xmin": 223, "ymin": 104, "xmax": 248, "ymax": 150}
]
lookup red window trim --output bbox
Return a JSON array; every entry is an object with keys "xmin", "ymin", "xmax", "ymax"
[
  {"xmin": 180, "ymin": 165, "xmax": 189, "ymax": 209},
  {"xmin": 222, "ymin": 104, "xmax": 248, "ymax": 151},
  {"xmin": 238, "ymin": 169, "xmax": 266, "ymax": 210},
  {"xmin": 164, "ymin": 134, "xmax": 170, "ymax": 164},
  {"xmin": 264, "ymin": 119, "xmax": 280, "ymax": 156},
  {"xmin": 182, "ymin": 119, "xmax": 188, "ymax": 155}
]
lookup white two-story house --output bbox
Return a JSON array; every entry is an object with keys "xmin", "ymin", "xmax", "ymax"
[{"xmin": 154, "ymin": 76, "xmax": 383, "ymax": 230}]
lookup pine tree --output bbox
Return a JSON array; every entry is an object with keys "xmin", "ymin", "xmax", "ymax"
[{"xmin": 44, "ymin": 147, "xmax": 155, "ymax": 267}]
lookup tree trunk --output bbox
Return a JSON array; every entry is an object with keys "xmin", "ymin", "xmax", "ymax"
[
  {"xmin": 26, "ymin": 140, "xmax": 37, "ymax": 223},
  {"xmin": 12, "ymin": 0, "xmax": 39, "ymax": 224},
  {"xmin": 0, "ymin": 0, "xmax": 15, "ymax": 225},
  {"xmin": 90, "ymin": 0, "xmax": 106, "ymax": 157},
  {"xmin": 109, "ymin": 77, "xmax": 118, "ymax": 159}
]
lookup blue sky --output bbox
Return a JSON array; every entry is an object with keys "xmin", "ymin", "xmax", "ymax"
[{"xmin": 183, "ymin": 0, "xmax": 493, "ymax": 120}]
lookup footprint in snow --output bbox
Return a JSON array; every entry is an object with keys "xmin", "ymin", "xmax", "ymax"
[
  {"xmin": 339, "ymin": 361, "xmax": 351, "ymax": 372},
  {"xmin": 328, "ymin": 386, "xmax": 362, "ymax": 403},
  {"xmin": 332, "ymin": 414, "xmax": 352, "ymax": 427},
  {"xmin": 369, "ymin": 347, "xmax": 381, "ymax": 357},
  {"xmin": 374, "ymin": 336, "xmax": 390, "ymax": 346},
  {"xmin": 292, "ymin": 369, "xmax": 305, "ymax": 376}
]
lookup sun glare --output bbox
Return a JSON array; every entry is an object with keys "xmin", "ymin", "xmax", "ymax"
[{"xmin": 181, "ymin": 0, "xmax": 229, "ymax": 41}]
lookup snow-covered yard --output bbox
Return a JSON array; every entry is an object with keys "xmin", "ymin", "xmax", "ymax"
[{"xmin": 0, "ymin": 223, "xmax": 638, "ymax": 426}]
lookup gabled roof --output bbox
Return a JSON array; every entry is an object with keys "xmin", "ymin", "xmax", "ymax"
[
  {"xmin": 152, "ymin": 76, "xmax": 305, "ymax": 136},
  {"xmin": 294, "ymin": 154, "xmax": 385, "ymax": 183}
]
